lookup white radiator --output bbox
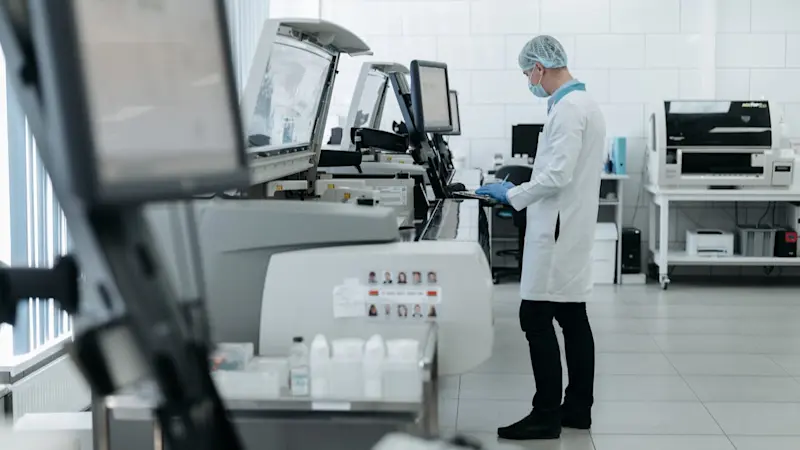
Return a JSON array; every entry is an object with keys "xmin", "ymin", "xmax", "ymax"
[{"xmin": 11, "ymin": 356, "xmax": 91, "ymax": 422}]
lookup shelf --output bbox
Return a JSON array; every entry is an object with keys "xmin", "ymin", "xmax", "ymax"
[
  {"xmin": 599, "ymin": 200, "xmax": 620, "ymax": 206},
  {"xmin": 601, "ymin": 173, "xmax": 629, "ymax": 180},
  {"xmin": 646, "ymin": 185, "xmax": 800, "ymax": 203},
  {"xmin": 653, "ymin": 250, "xmax": 800, "ymax": 267}
]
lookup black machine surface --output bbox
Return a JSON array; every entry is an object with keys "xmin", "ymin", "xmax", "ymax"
[
  {"xmin": 512, "ymin": 124, "xmax": 544, "ymax": 160},
  {"xmin": 621, "ymin": 228, "xmax": 642, "ymax": 274},
  {"xmin": 663, "ymin": 101, "xmax": 772, "ymax": 148},
  {"xmin": 492, "ymin": 165, "xmax": 534, "ymax": 284},
  {"xmin": 774, "ymin": 228, "xmax": 798, "ymax": 258}
]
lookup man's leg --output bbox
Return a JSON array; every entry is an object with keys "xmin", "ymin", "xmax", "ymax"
[
  {"xmin": 555, "ymin": 302, "xmax": 595, "ymax": 429},
  {"xmin": 497, "ymin": 300, "xmax": 562, "ymax": 440}
]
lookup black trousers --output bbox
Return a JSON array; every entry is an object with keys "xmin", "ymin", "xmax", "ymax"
[{"xmin": 519, "ymin": 300, "xmax": 595, "ymax": 412}]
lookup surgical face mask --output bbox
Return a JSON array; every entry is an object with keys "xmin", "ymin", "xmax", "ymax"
[{"xmin": 527, "ymin": 68, "xmax": 550, "ymax": 98}]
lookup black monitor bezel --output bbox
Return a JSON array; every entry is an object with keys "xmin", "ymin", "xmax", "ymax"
[
  {"xmin": 36, "ymin": 0, "xmax": 249, "ymax": 206},
  {"xmin": 409, "ymin": 60, "xmax": 454, "ymax": 135}
]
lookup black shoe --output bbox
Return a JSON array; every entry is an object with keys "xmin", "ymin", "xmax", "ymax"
[
  {"xmin": 561, "ymin": 409, "xmax": 592, "ymax": 430},
  {"xmin": 497, "ymin": 410, "xmax": 561, "ymax": 440}
]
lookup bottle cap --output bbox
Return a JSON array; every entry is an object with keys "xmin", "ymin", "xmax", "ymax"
[{"xmin": 293, "ymin": 336, "xmax": 304, "ymax": 343}]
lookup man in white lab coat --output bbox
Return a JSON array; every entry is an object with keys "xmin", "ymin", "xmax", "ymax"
[{"xmin": 477, "ymin": 35, "xmax": 606, "ymax": 440}]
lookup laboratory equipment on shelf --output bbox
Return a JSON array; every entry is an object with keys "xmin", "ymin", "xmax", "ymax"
[
  {"xmin": 685, "ymin": 230, "xmax": 735, "ymax": 257},
  {"xmin": 0, "ymin": 1, "xmax": 250, "ymax": 449},
  {"xmin": 646, "ymin": 186, "xmax": 800, "ymax": 289},
  {"xmin": 319, "ymin": 61, "xmax": 476, "ymax": 202},
  {"xmin": 647, "ymin": 100, "xmax": 795, "ymax": 189}
]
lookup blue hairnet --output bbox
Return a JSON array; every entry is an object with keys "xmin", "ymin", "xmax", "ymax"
[{"xmin": 518, "ymin": 35, "xmax": 568, "ymax": 70}]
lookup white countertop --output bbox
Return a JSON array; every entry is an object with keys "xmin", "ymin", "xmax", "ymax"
[{"xmin": 646, "ymin": 184, "xmax": 800, "ymax": 202}]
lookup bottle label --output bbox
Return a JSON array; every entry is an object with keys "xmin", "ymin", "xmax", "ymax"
[{"xmin": 290, "ymin": 367, "xmax": 310, "ymax": 396}]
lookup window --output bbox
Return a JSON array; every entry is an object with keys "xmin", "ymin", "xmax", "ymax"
[{"xmin": 3, "ymin": 69, "xmax": 73, "ymax": 361}]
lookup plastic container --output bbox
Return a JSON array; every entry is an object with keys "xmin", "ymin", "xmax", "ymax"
[
  {"xmin": 737, "ymin": 225, "xmax": 777, "ymax": 257},
  {"xmin": 211, "ymin": 343, "xmax": 254, "ymax": 371},
  {"xmin": 213, "ymin": 370, "xmax": 280, "ymax": 400},
  {"xmin": 363, "ymin": 335, "xmax": 386, "ymax": 399},
  {"xmin": 247, "ymin": 357, "xmax": 289, "ymax": 389},
  {"xmin": 383, "ymin": 339, "xmax": 422, "ymax": 401},
  {"xmin": 289, "ymin": 336, "xmax": 310, "ymax": 396},
  {"xmin": 309, "ymin": 334, "xmax": 331, "ymax": 399},
  {"xmin": 329, "ymin": 338, "xmax": 365, "ymax": 399}
]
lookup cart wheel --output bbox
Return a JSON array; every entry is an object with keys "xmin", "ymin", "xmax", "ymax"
[
  {"xmin": 659, "ymin": 275, "xmax": 670, "ymax": 290},
  {"xmin": 492, "ymin": 274, "xmax": 500, "ymax": 285}
]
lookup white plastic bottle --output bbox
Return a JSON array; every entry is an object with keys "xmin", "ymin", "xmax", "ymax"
[
  {"xmin": 309, "ymin": 334, "xmax": 331, "ymax": 399},
  {"xmin": 289, "ymin": 336, "xmax": 310, "ymax": 396},
  {"xmin": 363, "ymin": 335, "xmax": 386, "ymax": 399}
]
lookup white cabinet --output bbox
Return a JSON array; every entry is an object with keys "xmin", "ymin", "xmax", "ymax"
[{"xmin": 593, "ymin": 223, "xmax": 619, "ymax": 285}]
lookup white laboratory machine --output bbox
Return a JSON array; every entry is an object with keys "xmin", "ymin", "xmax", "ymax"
[
  {"xmin": 685, "ymin": 230, "xmax": 735, "ymax": 257},
  {"xmin": 647, "ymin": 100, "xmax": 795, "ymax": 189},
  {"xmin": 104, "ymin": 18, "xmax": 494, "ymax": 450}
]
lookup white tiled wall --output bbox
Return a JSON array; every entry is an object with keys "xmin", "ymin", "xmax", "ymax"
[{"xmin": 270, "ymin": 0, "xmax": 800, "ymax": 271}]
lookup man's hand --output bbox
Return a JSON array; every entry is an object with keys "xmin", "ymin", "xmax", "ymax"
[{"xmin": 476, "ymin": 181, "xmax": 515, "ymax": 204}]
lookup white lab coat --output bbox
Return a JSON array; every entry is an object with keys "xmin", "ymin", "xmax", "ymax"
[{"xmin": 506, "ymin": 91, "xmax": 606, "ymax": 303}]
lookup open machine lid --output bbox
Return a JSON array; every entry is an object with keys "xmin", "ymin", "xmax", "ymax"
[
  {"xmin": 240, "ymin": 18, "xmax": 372, "ymax": 184},
  {"xmin": 662, "ymin": 100, "xmax": 773, "ymax": 149},
  {"xmin": 340, "ymin": 62, "xmax": 410, "ymax": 150}
]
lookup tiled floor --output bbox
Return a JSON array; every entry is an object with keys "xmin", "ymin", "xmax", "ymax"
[{"xmin": 439, "ymin": 283, "xmax": 800, "ymax": 449}]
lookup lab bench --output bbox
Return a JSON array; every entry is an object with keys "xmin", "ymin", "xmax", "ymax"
[
  {"xmin": 96, "ymin": 325, "xmax": 439, "ymax": 450},
  {"xmin": 646, "ymin": 185, "xmax": 800, "ymax": 289}
]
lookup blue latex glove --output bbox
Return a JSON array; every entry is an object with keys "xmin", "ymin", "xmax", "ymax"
[{"xmin": 476, "ymin": 181, "xmax": 515, "ymax": 204}]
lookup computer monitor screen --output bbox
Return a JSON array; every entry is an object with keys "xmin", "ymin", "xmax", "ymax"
[
  {"xmin": 446, "ymin": 90, "xmax": 461, "ymax": 136},
  {"xmin": 355, "ymin": 71, "xmax": 389, "ymax": 129},
  {"xmin": 410, "ymin": 61, "xmax": 453, "ymax": 133},
  {"xmin": 74, "ymin": 0, "xmax": 242, "ymax": 184},
  {"xmin": 512, "ymin": 124, "xmax": 544, "ymax": 159},
  {"xmin": 246, "ymin": 39, "xmax": 333, "ymax": 151}
]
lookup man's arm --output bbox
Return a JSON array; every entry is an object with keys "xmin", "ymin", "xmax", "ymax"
[{"xmin": 506, "ymin": 102, "xmax": 585, "ymax": 211}]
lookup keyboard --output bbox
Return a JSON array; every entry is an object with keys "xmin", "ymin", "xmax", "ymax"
[{"xmin": 451, "ymin": 191, "xmax": 497, "ymax": 204}]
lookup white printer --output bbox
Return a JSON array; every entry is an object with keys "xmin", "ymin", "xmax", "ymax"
[{"xmin": 686, "ymin": 230, "xmax": 735, "ymax": 256}]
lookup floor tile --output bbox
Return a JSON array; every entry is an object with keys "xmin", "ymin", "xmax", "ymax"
[
  {"xmin": 683, "ymin": 376, "xmax": 800, "ymax": 402},
  {"xmin": 594, "ymin": 375, "xmax": 696, "ymax": 402},
  {"xmin": 595, "ymin": 353, "xmax": 677, "ymax": 375},
  {"xmin": 594, "ymin": 334, "xmax": 660, "ymax": 353},
  {"xmin": 654, "ymin": 335, "xmax": 800, "ymax": 354},
  {"xmin": 461, "ymin": 432, "xmax": 595, "ymax": 450},
  {"xmin": 472, "ymin": 348, "xmax": 537, "ymax": 374},
  {"xmin": 705, "ymin": 402, "xmax": 800, "ymax": 436},
  {"xmin": 457, "ymin": 399, "xmax": 532, "ymax": 433},
  {"xmin": 439, "ymin": 398, "xmax": 458, "ymax": 430},
  {"xmin": 666, "ymin": 354, "xmax": 788, "ymax": 376},
  {"xmin": 769, "ymin": 355, "xmax": 800, "ymax": 376},
  {"xmin": 728, "ymin": 436, "xmax": 800, "ymax": 450},
  {"xmin": 591, "ymin": 401, "xmax": 723, "ymax": 435},
  {"xmin": 592, "ymin": 435, "xmax": 734, "ymax": 450},
  {"xmin": 585, "ymin": 317, "xmax": 652, "ymax": 334},
  {"xmin": 439, "ymin": 375, "xmax": 460, "ymax": 400},
  {"xmin": 459, "ymin": 373, "xmax": 534, "ymax": 401}
]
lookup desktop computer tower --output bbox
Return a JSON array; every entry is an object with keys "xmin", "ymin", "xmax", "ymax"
[{"xmin": 621, "ymin": 227, "xmax": 642, "ymax": 274}]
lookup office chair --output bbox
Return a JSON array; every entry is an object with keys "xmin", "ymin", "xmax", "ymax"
[{"xmin": 492, "ymin": 165, "xmax": 533, "ymax": 284}]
